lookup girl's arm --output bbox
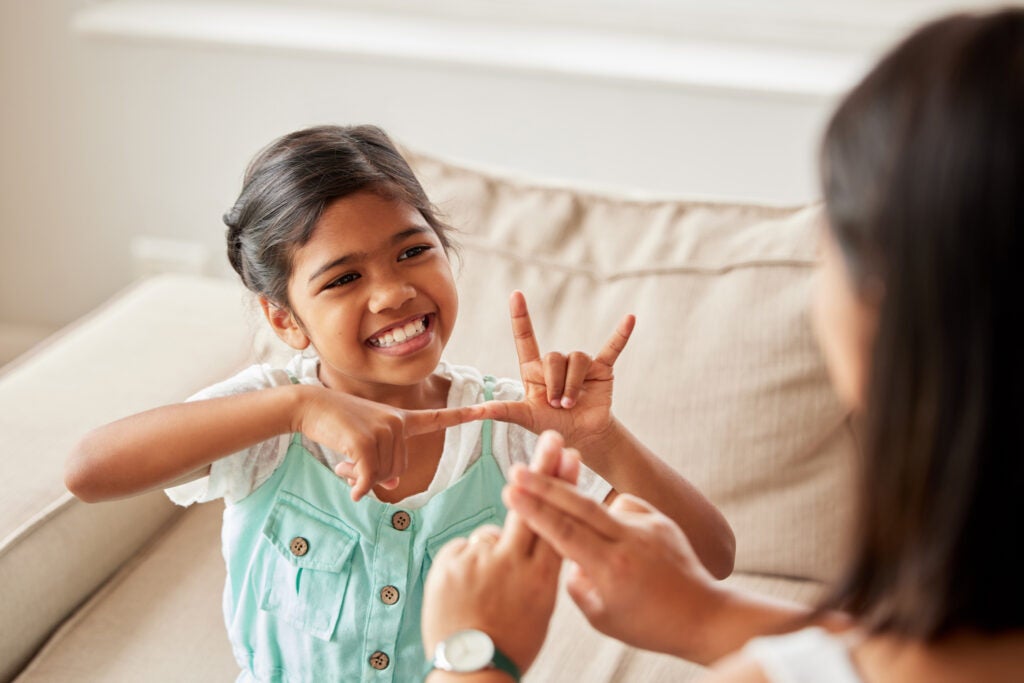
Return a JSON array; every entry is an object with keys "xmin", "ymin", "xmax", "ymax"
[
  {"xmin": 66, "ymin": 386, "xmax": 301, "ymax": 502},
  {"xmin": 575, "ymin": 419, "xmax": 735, "ymax": 579},
  {"xmin": 66, "ymin": 385, "xmax": 485, "ymax": 503},
  {"xmin": 475, "ymin": 291, "xmax": 736, "ymax": 578}
]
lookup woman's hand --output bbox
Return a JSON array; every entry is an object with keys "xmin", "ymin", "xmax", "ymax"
[
  {"xmin": 422, "ymin": 431, "xmax": 576, "ymax": 677},
  {"xmin": 503, "ymin": 466, "xmax": 730, "ymax": 664},
  {"xmin": 476, "ymin": 291, "xmax": 635, "ymax": 446},
  {"xmin": 293, "ymin": 385, "xmax": 484, "ymax": 501}
]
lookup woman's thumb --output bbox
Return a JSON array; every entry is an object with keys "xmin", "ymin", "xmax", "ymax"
[{"xmin": 609, "ymin": 492, "xmax": 655, "ymax": 514}]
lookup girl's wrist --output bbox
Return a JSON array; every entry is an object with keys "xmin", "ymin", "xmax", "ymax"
[
  {"xmin": 287, "ymin": 383, "xmax": 318, "ymax": 434},
  {"xmin": 573, "ymin": 417, "xmax": 625, "ymax": 469}
]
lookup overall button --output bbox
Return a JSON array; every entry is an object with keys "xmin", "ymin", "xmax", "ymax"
[
  {"xmin": 391, "ymin": 511, "xmax": 411, "ymax": 531},
  {"xmin": 380, "ymin": 585, "xmax": 400, "ymax": 605},
  {"xmin": 369, "ymin": 651, "xmax": 390, "ymax": 670},
  {"xmin": 289, "ymin": 537, "xmax": 309, "ymax": 557}
]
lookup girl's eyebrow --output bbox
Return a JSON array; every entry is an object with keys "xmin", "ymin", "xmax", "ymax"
[{"xmin": 307, "ymin": 226, "xmax": 431, "ymax": 284}]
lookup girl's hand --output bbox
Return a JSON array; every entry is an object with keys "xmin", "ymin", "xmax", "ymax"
[
  {"xmin": 478, "ymin": 291, "xmax": 635, "ymax": 445},
  {"xmin": 423, "ymin": 431, "xmax": 574, "ymax": 677},
  {"xmin": 294, "ymin": 386, "xmax": 484, "ymax": 501},
  {"xmin": 503, "ymin": 466, "xmax": 727, "ymax": 663}
]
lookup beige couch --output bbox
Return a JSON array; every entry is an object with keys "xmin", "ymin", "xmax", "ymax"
[{"xmin": 0, "ymin": 151, "xmax": 856, "ymax": 682}]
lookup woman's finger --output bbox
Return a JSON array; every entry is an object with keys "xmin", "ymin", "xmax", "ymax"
[
  {"xmin": 594, "ymin": 314, "xmax": 636, "ymax": 368},
  {"xmin": 565, "ymin": 561, "xmax": 603, "ymax": 617},
  {"xmin": 556, "ymin": 447, "xmax": 581, "ymax": 484},
  {"xmin": 542, "ymin": 352, "xmax": 568, "ymax": 407},
  {"xmin": 503, "ymin": 483, "xmax": 616, "ymax": 570},
  {"xmin": 499, "ymin": 431, "xmax": 565, "ymax": 556},
  {"xmin": 561, "ymin": 352, "xmax": 592, "ymax": 408},
  {"xmin": 511, "ymin": 466, "xmax": 624, "ymax": 539}
]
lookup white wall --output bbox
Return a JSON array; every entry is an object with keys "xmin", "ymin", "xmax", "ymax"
[{"xmin": 0, "ymin": 0, "xmax": 855, "ymax": 330}]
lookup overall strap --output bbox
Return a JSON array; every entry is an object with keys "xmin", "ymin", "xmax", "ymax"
[
  {"xmin": 481, "ymin": 375, "xmax": 496, "ymax": 459},
  {"xmin": 286, "ymin": 373, "xmax": 303, "ymax": 447}
]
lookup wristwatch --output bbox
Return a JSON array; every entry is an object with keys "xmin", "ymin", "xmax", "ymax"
[{"xmin": 427, "ymin": 628, "xmax": 521, "ymax": 681}]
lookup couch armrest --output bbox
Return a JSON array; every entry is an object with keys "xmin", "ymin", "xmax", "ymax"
[{"xmin": 0, "ymin": 274, "xmax": 261, "ymax": 681}]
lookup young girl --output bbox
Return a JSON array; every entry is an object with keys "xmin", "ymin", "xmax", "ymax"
[
  {"xmin": 427, "ymin": 8, "xmax": 1024, "ymax": 683},
  {"xmin": 65, "ymin": 125, "xmax": 734, "ymax": 682}
]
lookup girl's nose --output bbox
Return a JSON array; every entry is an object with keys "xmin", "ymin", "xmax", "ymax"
[{"xmin": 368, "ymin": 279, "xmax": 417, "ymax": 313}]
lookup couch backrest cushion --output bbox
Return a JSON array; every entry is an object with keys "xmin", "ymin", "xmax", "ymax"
[{"xmin": 407, "ymin": 152, "xmax": 857, "ymax": 582}]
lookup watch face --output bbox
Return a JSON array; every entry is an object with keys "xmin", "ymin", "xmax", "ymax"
[{"xmin": 441, "ymin": 629, "xmax": 495, "ymax": 672}]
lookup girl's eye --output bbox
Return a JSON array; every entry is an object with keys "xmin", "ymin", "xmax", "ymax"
[
  {"xmin": 398, "ymin": 245, "xmax": 432, "ymax": 261},
  {"xmin": 326, "ymin": 272, "xmax": 360, "ymax": 289}
]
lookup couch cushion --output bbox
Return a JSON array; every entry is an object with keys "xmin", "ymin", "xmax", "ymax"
[
  {"xmin": 0, "ymin": 274, "xmax": 261, "ymax": 682},
  {"xmin": 407, "ymin": 151, "xmax": 857, "ymax": 582}
]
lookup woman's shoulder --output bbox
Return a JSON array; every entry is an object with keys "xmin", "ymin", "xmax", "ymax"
[
  {"xmin": 700, "ymin": 653, "xmax": 774, "ymax": 683},
  {"xmin": 719, "ymin": 627, "xmax": 862, "ymax": 683}
]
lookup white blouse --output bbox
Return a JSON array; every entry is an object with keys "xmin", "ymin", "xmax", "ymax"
[{"xmin": 743, "ymin": 627, "xmax": 864, "ymax": 683}]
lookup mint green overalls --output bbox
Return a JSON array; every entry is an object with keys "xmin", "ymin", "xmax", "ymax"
[{"xmin": 221, "ymin": 378, "xmax": 505, "ymax": 682}]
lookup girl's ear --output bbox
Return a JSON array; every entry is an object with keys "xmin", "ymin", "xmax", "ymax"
[{"xmin": 259, "ymin": 296, "xmax": 311, "ymax": 350}]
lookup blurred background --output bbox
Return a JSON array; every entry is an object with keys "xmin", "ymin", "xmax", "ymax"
[{"xmin": 0, "ymin": 0, "xmax": 1006, "ymax": 365}]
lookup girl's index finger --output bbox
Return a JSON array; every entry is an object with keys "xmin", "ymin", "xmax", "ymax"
[
  {"xmin": 594, "ymin": 314, "xmax": 636, "ymax": 367},
  {"xmin": 402, "ymin": 404, "xmax": 486, "ymax": 436},
  {"xmin": 509, "ymin": 290, "xmax": 543, "ymax": 366}
]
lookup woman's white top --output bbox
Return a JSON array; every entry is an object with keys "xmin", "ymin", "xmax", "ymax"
[{"xmin": 742, "ymin": 627, "xmax": 863, "ymax": 683}]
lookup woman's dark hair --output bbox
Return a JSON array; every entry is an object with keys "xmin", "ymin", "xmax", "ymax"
[
  {"xmin": 225, "ymin": 124, "xmax": 454, "ymax": 307},
  {"xmin": 820, "ymin": 9, "xmax": 1024, "ymax": 640}
]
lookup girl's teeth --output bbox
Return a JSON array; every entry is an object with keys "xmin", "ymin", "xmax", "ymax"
[{"xmin": 371, "ymin": 317, "xmax": 428, "ymax": 348}]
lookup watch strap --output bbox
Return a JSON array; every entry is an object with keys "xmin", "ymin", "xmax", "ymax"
[
  {"xmin": 488, "ymin": 645, "xmax": 521, "ymax": 681},
  {"xmin": 423, "ymin": 641, "xmax": 521, "ymax": 682}
]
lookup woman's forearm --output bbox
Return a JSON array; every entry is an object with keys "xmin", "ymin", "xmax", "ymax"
[
  {"xmin": 65, "ymin": 385, "xmax": 307, "ymax": 502},
  {"xmin": 577, "ymin": 419, "xmax": 736, "ymax": 579},
  {"xmin": 684, "ymin": 583, "xmax": 851, "ymax": 665}
]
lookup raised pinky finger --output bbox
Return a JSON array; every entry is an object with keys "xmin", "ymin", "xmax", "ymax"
[{"xmin": 595, "ymin": 314, "xmax": 636, "ymax": 367}]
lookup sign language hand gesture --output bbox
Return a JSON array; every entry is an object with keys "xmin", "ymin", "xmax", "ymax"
[
  {"xmin": 478, "ymin": 291, "xmax": 635, "ymax": 445},
  {"xmin": 297, "ymin": 388, "xmax": 487, "ymax": 502}
]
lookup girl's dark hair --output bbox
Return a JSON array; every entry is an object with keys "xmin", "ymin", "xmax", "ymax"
[
  {"xmin": 225, "ymin": 124, "xmax": 454, "ymax": 306},
  {"xmin": 820, "ymin": 9, "xmax": 1024, "ymax": 640}
]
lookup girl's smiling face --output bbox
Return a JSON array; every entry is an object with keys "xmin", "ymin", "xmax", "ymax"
[{"xmin": 267, "ymin": 191, "xmax": 458, "ymax": 401}]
